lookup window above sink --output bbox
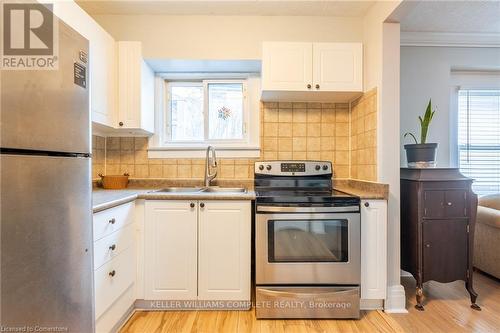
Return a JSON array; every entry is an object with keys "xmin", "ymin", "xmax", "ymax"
[{"xmin": 148, "ymin": 73, "xmax": 261, "ymax": 159}]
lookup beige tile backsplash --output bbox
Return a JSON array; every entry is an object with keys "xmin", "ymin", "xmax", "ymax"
[
  {"xmin": 350, "ymin": 88, "xmax": 377, "ymax": 181},
  {"xmin": 260, "ymin": 102, "xmax": 350, "ymax": 178},
  {"xmin": 92, "ymin": 136, "xmax": 105, "ymax": 179},
  {"xmin": 92, "ymin": 92, "xmax": 378, "ymax": 181}
]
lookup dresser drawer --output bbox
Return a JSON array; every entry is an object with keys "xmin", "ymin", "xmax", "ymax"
[
  {"xmin": 423, "ymin": 190, "xmax": 467, "ymax": 218},
  {"xmin": 93, "ymin": 202, "xmax": 134, "ymax": 241},
  {"xmin": 95, "ymin": 246, "xmax": 136, "ymax": 319},
  {"xmin": 94, "ymin": 223, "xmax": 135, "ymax": 270}
]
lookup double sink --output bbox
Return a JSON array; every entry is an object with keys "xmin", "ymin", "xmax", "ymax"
[{"xmin": 155, "ymin": 186, "xmax": 247, "ymax": 194}]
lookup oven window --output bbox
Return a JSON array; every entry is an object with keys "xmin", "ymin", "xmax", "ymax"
[{"xmin": 268, "ymin": 219, "xmax": 348, "ymax": 262}]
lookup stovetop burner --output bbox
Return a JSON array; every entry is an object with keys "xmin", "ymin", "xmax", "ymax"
[{"xmin": 254, "ymin": 160, "xmax": 359, "ymax": 206}]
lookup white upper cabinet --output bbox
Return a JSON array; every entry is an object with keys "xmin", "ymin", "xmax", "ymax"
[
  {"xmin": 261, "ymin": 42, "xmax": 363, "ymax": 102},
  {"xmin": 118, "ymin": 42, "xmax": 155, "ymax": 135},
  {"xmin": 262, "ymin": 42, "xmax": 313, "ymax": 91},
  {"xmin": 50, "ymin": 1, "xmax": 117, "ymax": 128},
  {"xmin": 313, "ymin": 43, "xmax": 363, "ymax": 92}
]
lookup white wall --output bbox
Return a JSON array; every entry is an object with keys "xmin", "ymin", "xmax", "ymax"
[
  {"xmin": 400, "ymin": 46, "xmax": 500, "ymax": 167},
  {"xmin": 92, "ymin": 15, "xmax": 363, "ymax": 60},
  {"xmin": 362, "ymin": 1, "xmax": 401, "ymax": 91},
  {"xmin": 361, "ymin": 0, "xmax": 406, "ymax": 313}
]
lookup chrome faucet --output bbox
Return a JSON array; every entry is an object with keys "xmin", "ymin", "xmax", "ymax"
[{"xmin": 204, "ymin": 146, "xmax": 217, "ymax": 187}]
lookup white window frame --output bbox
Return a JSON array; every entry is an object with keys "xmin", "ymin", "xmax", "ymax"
[
  {"xmin": 450, "ymin": 71, "xmax": 500, "ymax": 165},
  {"xmin": 149, "ymin": 74, "xmax": 261, "ymax": 158},
  {"xmin": 450, "ymin": 71, "xmax": 500, "ymax": 195}
]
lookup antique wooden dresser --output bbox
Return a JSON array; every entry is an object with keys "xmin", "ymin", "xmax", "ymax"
[{"xmin": 400, "ymin": 168, "xmax": 480, "ymax": 311}]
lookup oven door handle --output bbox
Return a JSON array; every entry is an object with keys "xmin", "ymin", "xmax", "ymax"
[
  {"xmin": 258, "ymin": 288, "xmax": 358, "ymax": 298},
  {"xmin": 256, "ymin": 206, "xmax": 359, "ymax": 213}
]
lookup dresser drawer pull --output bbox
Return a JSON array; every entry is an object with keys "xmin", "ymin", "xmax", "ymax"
[
  {"xmin": 446, "ymin": 202, "xmax": 452, "ymax": 206},
  {"xmin": 109, "ymin": 270, "xmax": 116, "ymax": 277},
  {"xmin": 109, "ymin": 244, "xmax": 116, "ymax": 251},
  {"xmin": 109, "ymin": 218, "xmax": 116, "ymax": 224}
]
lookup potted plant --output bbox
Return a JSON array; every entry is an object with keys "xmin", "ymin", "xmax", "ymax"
[{"xmin": 404, "ymin": 99, "xmax": 438, "ymax": 168}]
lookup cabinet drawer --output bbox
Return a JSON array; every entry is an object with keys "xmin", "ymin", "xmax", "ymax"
[
  {"xmin": 443, "ymin": 190, "xmax": 467, "ymax": 217},
  {"xmin": 256, "ymin": 286, "xmax": 360, "ymax": 319},
  {"xmin": 93, "ymin": 202, "xmax": 134, "ymax": 241},
  {"xmin": 96, "ymin": 284, "xmax": 135, "ymax": 333},
  {"xmin": 95, "ymin": 246, "xmax": 135, "ymax": 319},
  {"xmin": 423, "ymin": 190, "xmax": 467, "ymax": 218},
  {"xmin": 94, "ymin": 223, "xmax": 135, "ymax": 270}
]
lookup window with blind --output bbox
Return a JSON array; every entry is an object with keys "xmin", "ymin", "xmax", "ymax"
[{"xmin": 458, "ymin": 90, "xmax": 500, "ymax": 195}]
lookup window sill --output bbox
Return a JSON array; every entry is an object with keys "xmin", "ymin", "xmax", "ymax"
[{"xmin": 148, "ymin": 146, "xmax": 261, "ymax": 158}]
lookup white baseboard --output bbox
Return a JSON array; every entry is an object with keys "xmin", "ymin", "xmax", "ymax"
[
  {"xmin": 360, "ymin": 299, "xmax": 384, "ymax": 310},
  {"xmin": 384, "ymin": 284, "xmax": 408, "ymax": 313}
]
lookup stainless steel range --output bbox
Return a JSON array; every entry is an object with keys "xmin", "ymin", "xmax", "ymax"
[{"xmin": 254, "ymin": 161, "xmax": 361, "ymax": 319}]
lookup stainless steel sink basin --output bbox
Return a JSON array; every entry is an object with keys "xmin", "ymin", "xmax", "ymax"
[
  {"xmin": 155, "ymin": 187, "xmax": 203, "ymax": 193},
  {"xmin": 201, "ymin": 187, "xmax": 247, "ymax": 193},
  {"xmin": 153, "ymin": 186, "xmax": 247, "ymax": 194}
]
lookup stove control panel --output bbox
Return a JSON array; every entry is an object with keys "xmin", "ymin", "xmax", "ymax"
[
  {"xmin": 255, "ymin": 161, "xmax": 332, "ymax": 176},
  {"xmin": 281, "ymin": 162, "xmax": 305, "ymax": 173}
]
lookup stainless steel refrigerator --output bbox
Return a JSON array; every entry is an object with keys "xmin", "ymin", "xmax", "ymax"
[{"xmin": 0, "ymin": 19, "xmax": 94, "ymax": 332}]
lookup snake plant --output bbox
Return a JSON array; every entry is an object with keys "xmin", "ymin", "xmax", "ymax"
[{"xmin": 404, "ymin": 99, "xmax": 435, "ymax": 144}]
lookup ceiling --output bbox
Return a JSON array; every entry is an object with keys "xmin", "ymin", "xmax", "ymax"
[
  {"xmin": 400, "ymin": 1, "xmax": 500, "ymax": 34},
  {"xmin": 76, "ymin": 0, "xmax": 375, "ymax": 17}
]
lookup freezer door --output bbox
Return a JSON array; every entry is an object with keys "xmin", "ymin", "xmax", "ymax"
[
  {"xmin": 0, "ymin": 155, "xmax": 93, "ymax": 332},
  {"xmin": 0, "ymin": 19, "xmax": 90, "ymax": 154}
]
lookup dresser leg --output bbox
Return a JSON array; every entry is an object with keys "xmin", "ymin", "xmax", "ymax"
[
  {"xmin": 465, "ymin": 280, "xmax": 481, "ymax": 311},
  {"xmin": 415, "ymin": 284, "xmax": 424, "ymax": 311}
]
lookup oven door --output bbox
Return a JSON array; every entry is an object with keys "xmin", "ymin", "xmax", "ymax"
[{"xmin": 256, "ymin": 206, "xmax": 360, "ymax": 285}]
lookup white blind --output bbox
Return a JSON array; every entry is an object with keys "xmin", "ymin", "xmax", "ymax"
[{"xmin": 458, "ymin": 90, "xmax": 500, "ymax": 195}]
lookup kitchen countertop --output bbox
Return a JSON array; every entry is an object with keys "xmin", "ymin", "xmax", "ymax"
[
  {"xmin": 92, "ymin": 188, "xmax": 256, "ymax": 213},
  {"xmin": 333, "ymin": 179, "xmax": 389, "ymax": 200},
  {"xmin": 92, "ymin": 178, "xmax": 387, "ymax": 213}
]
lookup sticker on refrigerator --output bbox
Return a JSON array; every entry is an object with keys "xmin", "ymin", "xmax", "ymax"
[
  {"xmin": 79, "ymin": 51, "xmax": 88, "ymax": 63},
  {"xmin": 74, "ymin": 62, "xmax": 86, "ymax": 88}
]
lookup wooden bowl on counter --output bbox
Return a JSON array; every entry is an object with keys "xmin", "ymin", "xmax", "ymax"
[{"xmin": 98, "ymin": 173, "xmax": 129, "ymax": 189}]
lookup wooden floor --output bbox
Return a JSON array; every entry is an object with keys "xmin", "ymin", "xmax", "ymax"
[{"xmin": 120, "ymin": 272, "xmax": 500, "ymax": 333}]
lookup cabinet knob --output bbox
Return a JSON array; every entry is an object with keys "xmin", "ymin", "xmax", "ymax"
[
  {"xmin": 109, "ymin": 244, "xmax": 116, "ymax": 251},
  {"xmin": 109, "ymin": 270, "xmax": 116, "ymax": 277},
  {"xmin": 200, "ymin": 203, "xmax": 205, "ymax": 208},
  {"xmin": 425, "ymin": 244, "xmax": 431, "ymax": 248},
  {"xmin": 190, "ymin": 202, "xmax": 195, "ymax": 208},
  {"xmin": 364, "ymin": 202, "xmax": 370, "ymax": 207},
  {"xmin": 315, "ymin": 84, "xmax": 320, "ymax": 89},
  {"xmin": 307, "ymin": 84, "xmax": 312, "ymax": 89},
  {"xmin": 108, "ymin": 218, "xmax": 116, "ymax": 224},
  {"xmin": 118, "ymin": 121, "xmax": 124, "ymax": 127},
  {"xmin": 447, "ymin": 202, "xmax": 452, "ymax": 206}
]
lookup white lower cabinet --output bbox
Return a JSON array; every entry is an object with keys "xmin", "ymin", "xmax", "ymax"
[
  {"xmin": 145, "ymin": 200, "xmax": 251, "ymax": 302},
  {"xmin": 360, "ymin": 200, "xmax": 387, "ymax": 301},
  {"xmin": 198, "ymin": 201, "xmax": 251, "ymax": 300},
  {"xmin": 144, "ymin": 200, "xmax": 198, "ymax": 300},
  {"xmin": 93, "ymin": 202, "xmax": 136, "ymax": 333}
]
